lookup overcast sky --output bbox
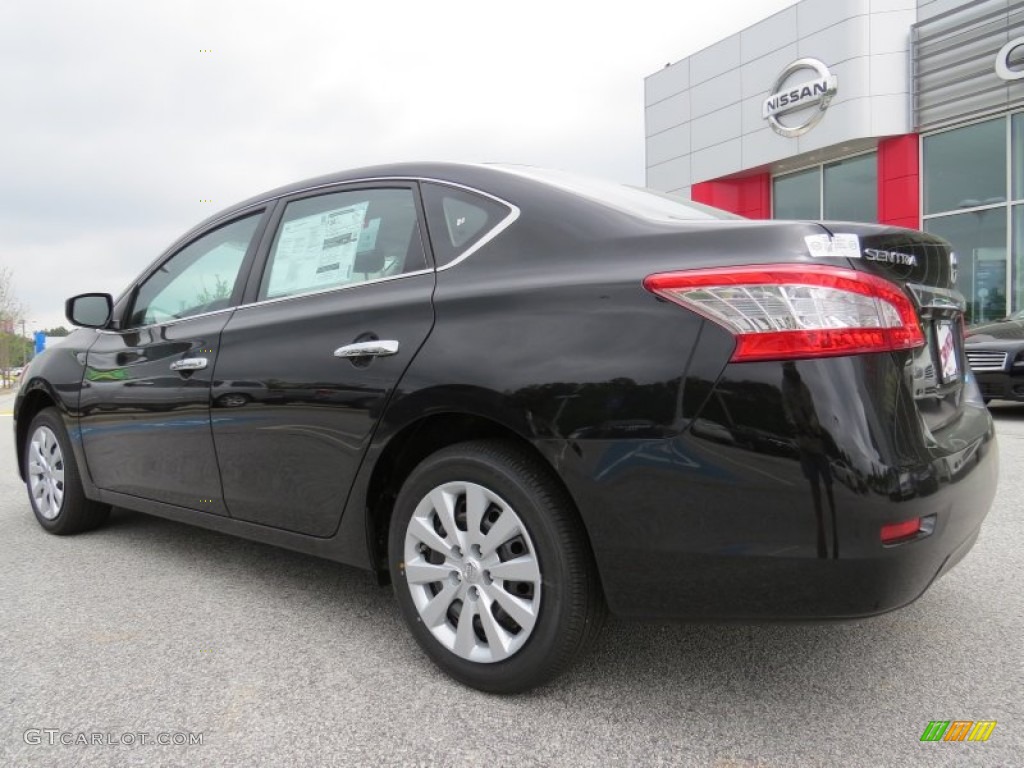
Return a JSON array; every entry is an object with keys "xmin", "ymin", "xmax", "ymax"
[{"xmin": 1, "ymin": 0, "xmax": 798, "ymax": 332}]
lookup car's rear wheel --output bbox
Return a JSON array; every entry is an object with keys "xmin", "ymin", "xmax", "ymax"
[
  {"xmin": 388, "ymin": 439, "xmax": 604, "ymax": 693},
  {"xmin": 24, "ymin": 408, "xmax": 110, "ymax": 535}
]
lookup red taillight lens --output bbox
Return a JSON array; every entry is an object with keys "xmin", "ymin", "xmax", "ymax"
[
  {"xmin": 881, "ymin": 517, "xmax": 922, "ymax": 544},
  {"xmin": 643, "ymin": 264, "xmax": 925, "ymax": 362}
]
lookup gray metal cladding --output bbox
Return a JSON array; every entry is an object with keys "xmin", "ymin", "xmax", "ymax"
[{"xmin": 913, "ymin": 0, "xmax": 1024, "ymax": 130}]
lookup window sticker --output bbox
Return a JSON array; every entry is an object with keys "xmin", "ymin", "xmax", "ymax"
[{"xmin": 268, "ymin": 202, "xmax": 369, "ymax": 296}]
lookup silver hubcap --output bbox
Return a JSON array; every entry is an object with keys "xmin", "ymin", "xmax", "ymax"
[
  {"xmin": 403, "ymin": 481, "xmax": 542, "ymax": 663},
  {"xmin": 28, "ymin": 426, "xmax": 65, "ymax": 520}
]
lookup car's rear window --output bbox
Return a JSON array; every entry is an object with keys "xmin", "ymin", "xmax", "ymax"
[
  {"xmin": 421, "ymin": 183, "xmax": 514, "ymax": 267},
  {"xmin": 494, "ymin": 165, "xmax": 740, "ymax": 222}
]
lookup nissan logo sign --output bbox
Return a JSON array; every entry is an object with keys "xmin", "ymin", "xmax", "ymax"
[
  {"xmin": 995, "ymin": 37, "xmax": 1024, "ymax": 81},
  {"xmin": 762, "ymin": 58, "xmax": 837, "ymax": 138}
]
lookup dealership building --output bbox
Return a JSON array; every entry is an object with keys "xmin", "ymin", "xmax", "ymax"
[{"xmin": 644, "ymin": 0, "xmax": 1024, "ymax": 324}]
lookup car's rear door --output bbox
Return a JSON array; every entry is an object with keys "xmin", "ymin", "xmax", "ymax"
[
  {"xmin": 210, "ymin": 182, "xmax": 435, "ymax": 536},
  {"xmin": 79, "ymin": 210, "xmax": 269, "ymax": 513}
]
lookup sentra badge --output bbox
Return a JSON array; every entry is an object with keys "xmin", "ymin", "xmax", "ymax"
[{"xmin": 864, "ymin": 248, "xmax": 918, "ymax": 267}]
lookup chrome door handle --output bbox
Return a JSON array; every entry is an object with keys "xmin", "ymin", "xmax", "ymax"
[
  {"xmin": 333, "ymin": 340, "xmax": 400, "ymax": 359},
  {"xmin": 170, "ymin": 357, "xmax": 208, "ymax": 372}
]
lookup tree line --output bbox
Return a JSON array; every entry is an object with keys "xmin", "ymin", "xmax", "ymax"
[{"xmin": 0, "ymin": 267, "xmax": 70, "ymax": 383}]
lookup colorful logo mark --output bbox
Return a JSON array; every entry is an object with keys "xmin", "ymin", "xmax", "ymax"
[{"xmin": 920, "ymin": 721, "xmax": 997, "ymax": 742}]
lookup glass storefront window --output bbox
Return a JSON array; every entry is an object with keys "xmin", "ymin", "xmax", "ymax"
[
  {"xmin": 1013, "ymin": 114, "xmax": 1024, "ymax": 201},
  {"xmin": 774, "ymin": 154, "xmax": 877, "ymax": 221},
  {"xmin": 1015, "ymin": 205, "xmax": 1024, "ymax": 314},
  {"xmin": 923, "ymin": 118, "xmax": 1006, "ymax": 215},
  {"xmin": 773, "ymin": 167, "xmax": 820, "ymax": 220},
  {"xmin": 925, "ymin": 209, "xmax": 1008, "ymax": 324},
  {"xmin": 823, "ymin": 153, "xmax": 877, "ymax": 222}
]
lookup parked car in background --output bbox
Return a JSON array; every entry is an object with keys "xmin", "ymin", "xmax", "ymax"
[
  {"xmin": 13, "ymin": 162, "xmax": 998, "ymax": 692},
  {"xmin": 964, "ymin": 310, "xmax": 1024, "ymax": 403}
]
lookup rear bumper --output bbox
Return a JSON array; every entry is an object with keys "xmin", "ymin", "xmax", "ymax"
[
  {"xmin": 550, "ymin": 354, "xmax": 999, "ymax": 621},
  {"xmin": 575, "ymin": 435, "xmax": 996, "ymax": 620}
]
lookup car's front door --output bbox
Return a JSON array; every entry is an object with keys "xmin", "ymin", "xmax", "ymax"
[
  {"xmin": 210, "ymin": 184, "xmax": 435, "ymax": 536},
  {"xmin": 79, "ymin": 211, "xmax": 267, "ymax": 513}
]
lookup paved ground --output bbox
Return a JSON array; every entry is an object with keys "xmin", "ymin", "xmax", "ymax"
[{"xmin": 1, "ymin": 391, "xmax": 1021, "ymax": 767}]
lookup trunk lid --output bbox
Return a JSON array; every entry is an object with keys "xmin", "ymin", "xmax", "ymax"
[{"xmin": 816, "ymin": 221, "xmax": 981, "ymax": 440}]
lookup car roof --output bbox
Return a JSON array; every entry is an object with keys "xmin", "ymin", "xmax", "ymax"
[
  {"xmin": 183, "ymin": 161, "xmax": 735, "ymax": 246},
  {"xmin": 201, "ymin": 162, "xmax": 523, "ymax": 223}
]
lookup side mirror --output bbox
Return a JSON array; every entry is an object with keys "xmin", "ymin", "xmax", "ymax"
[{"xmin": 66, "ymin": 293, "xmax": 113, "ymax": 328}]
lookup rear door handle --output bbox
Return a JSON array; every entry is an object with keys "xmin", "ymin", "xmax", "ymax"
[
  {"xmin": 170, "ymin": 357, "xmax": 208, "ymax": 372},
  {"xmin": 333, "ymin": 340, "xmax": 400, "ymax": 359}
]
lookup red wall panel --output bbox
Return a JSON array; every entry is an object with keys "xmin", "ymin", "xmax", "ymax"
[
  {"xmin": 693, "ymin": 135, "xmax": 920, "ymax": 227},
  {"xmin": 877, "ymin": 134, "xmax": 920, "ymax": 229},
  {"xmin": 691, "ymin": 173, "xmax": 771, "ymax": 219}
]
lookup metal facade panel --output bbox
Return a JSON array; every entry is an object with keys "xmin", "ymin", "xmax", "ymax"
[
  {"xmin": 645, "ymin": 60, "xmax": 690, "ymax": 106},
  {"xmin": 741, "ymin": 6, "xmax": 799, "ymax": 62},
  {"xmin": 645, "ymin": 90, "xmax": 690, "ymax": 137},
  {"xmin": 690, "ymin": 34, "xmax": 742, "ymax": 86},
  {"xmin": 691, "ymin": 103, "xmax": 743, "ymax": 151},
  {"xmin": 645, "ymin": 0, "xmax": 916, "ymax": 190},
  {"xmin": 912, "ymin": 0, "xmax": 1024, "ymax": 130},
  {"xmin": 646, "ymin": 123, "xmax": 691, "ymax": 166},
  {"xmin": 690, "ymin": 69, "xmax": 743, "ymax": 118}
]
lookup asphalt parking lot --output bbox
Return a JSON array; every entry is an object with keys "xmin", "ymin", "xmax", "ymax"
[{"xmin": 1, "ymin": 390, "xmax": 1021, "ymax": 767}]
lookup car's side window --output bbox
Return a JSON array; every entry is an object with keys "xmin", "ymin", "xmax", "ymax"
[
  {"xmin": 130, "ymin": 214, "xmax": 261, "ymax": 327},
  {"xmin": 259, "ymin": 187, "xmax": 427, "ymax": 301},
  {"xmin": 421, "ymin": 182, "xmax": 513, "ymax": 267}
]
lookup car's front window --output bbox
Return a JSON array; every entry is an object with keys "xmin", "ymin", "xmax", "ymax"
[{"xmin": 129, "ymin": 214, "xmax": 261, "ymax": 327}]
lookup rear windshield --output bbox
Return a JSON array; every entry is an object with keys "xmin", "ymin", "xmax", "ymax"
[{"xmin": 493, "ymin": 165, "xmax": 740, "ymax": 222}]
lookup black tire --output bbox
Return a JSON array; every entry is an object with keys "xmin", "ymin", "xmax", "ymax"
[
  {"xmin": 388, "ymin": 439, "xmax": 605, "ymax": 694},
  {"xmin": 23, "ymin": 408, "xmax": 110, "ymax": 535}
]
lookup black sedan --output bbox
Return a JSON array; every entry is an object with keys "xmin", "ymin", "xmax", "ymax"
[
  {"xmin": 14, "ymin": 163, "xmax": 998, "ymax": 692},
  {"xmin": 965, "ymin": 310, "xmax": 1024, "ymax": 403}
]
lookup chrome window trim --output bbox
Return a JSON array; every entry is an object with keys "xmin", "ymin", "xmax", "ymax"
[
  {"xmin": 221, "ymin": 176, "xmax": 519, "ymax": 274},
  {"xmin": 104, "ymin": 173, "xmax": 520, "ymax": 330},
  {"xmin": 229, "ymin": 179, "xmax": 518, "ymax": 308},
  {"xmin": 234, "ymin": 269, "xmax": 434, "ymax": 312},
  {"xmin": 112, "ymin": 204, "xmax": 270, "ymax": 308},
  {"xmin": 96, "ymin": 305, "xmax": 237, "ymax": 334},
  {"xmin": 430, "ymin": 189, "xmax": 520, "ymax": 272}
]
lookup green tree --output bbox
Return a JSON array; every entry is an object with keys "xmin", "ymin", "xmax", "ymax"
[{"xmin": 0, "ymin": 267, "xmax": 25, "ymax": 385}]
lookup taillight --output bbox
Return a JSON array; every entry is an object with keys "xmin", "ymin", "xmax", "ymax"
[{"xmin": 643, "ymin": 264, "xmax": 925, "ymax": 362}]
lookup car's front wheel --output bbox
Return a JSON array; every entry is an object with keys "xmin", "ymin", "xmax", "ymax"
[
  {"xmin": 388, "ymin": 439, "xmax": 604, "ymax": 693},
  {"xmin": 24, "ymin": 408, "xmax": 110, "ymax": 535}
]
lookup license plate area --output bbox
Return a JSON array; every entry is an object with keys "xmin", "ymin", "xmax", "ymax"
[{"xmin": 935, "ymin": 320, "xmax": 960, "ymax": 383}]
